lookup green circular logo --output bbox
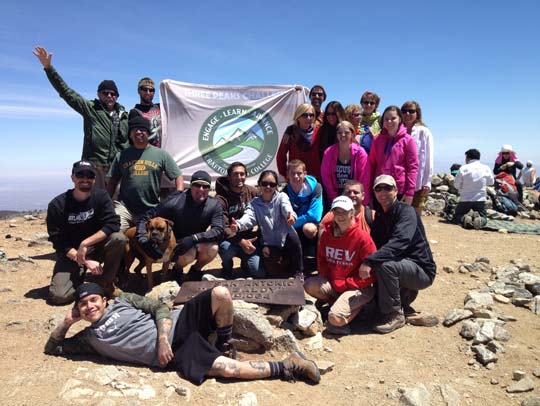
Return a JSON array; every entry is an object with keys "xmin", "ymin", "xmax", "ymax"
[{"xmin": 198, "ymin": 105, "xmax": 278, "ymax": 176}]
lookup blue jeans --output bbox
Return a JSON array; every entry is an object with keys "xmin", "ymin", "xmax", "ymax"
[{"xmin": 218, "ymin": 240, "xmax": 265, "ymax": 278}]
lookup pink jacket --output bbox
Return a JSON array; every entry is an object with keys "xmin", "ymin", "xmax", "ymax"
[
  {"xmin": 321, "ymin": 142, "xmax": 370, "ymax": 205},
  {"xmin": 369, "ymin": 124, "xmax": 418, "ymax": 197}
]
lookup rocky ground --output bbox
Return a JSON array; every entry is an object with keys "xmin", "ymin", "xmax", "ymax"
[{"xmin": 1, "ymin": 213, "xmax": 540, "ymax": 406}]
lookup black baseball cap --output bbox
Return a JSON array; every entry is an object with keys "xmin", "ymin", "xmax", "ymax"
[
  {"xmin": 74, "ymin": 282, "xmax": 105, "ymax": 303},
  {"xmin": 72, "ymin": 160, "xmax": 97, "ymax": 176}
]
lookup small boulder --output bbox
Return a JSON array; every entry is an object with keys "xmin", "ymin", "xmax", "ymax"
[
  {"xmin": 459, "ymin": 320, "xmax": 480, "ymax": 340},
  {"xmin": 443, "ymin": 309, "xmax": 473, "ymax": 327},
  {"xmin": 507, "ymin": 377, "xmax": 535, "ymax": 393},
  {"xmin": 472, "ymin": 345, "xmax": 498, "ymax": 365},
  {"xmin": 398, "ymin": 384, "xmax": 431, "ymax": 406}
]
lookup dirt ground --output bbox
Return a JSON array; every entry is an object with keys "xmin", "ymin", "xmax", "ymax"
[{"xmin": 0, "ymin": 213, "xmax": 539, "ymax": 405}]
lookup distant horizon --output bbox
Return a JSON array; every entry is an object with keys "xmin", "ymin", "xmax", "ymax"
[{"xmin": 0, "ymin": 157, "xmax": 499, "ymax": 211}]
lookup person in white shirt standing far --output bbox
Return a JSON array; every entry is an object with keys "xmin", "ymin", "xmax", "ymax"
[
  {"xmin": 453, "ymin": 149, "xmax": 494, "ymax": 229},
  {"xmin": 518, "ymin": 160, "xmax": 536, "ymax": 187}
]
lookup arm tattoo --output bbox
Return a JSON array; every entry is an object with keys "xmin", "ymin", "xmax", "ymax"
[
  {"xmin": 51, "ymin": 320, "xmax": 72, "ymax": 341},
  {"xmin": 157, "ymin": 318, "xmax": 172, "ymax": 338}
]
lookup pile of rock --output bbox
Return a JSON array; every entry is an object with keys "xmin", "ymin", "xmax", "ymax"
[
  {"xmin": 443, "ymin": 257, "xmax": 540, "ymax": 368},
  {"xmin": 424, "ymin": 173, "xmax": 540, "ymax": 220},
  {"xmin": 147, "ymin": 279, "xmax": 323, "ymax": 354}
]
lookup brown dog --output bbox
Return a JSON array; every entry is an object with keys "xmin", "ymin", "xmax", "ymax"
[{"xmin": 124, "ymin": 217, "xmax": 176, "ymax": 290}]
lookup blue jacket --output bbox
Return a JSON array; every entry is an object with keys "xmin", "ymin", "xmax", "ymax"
[{"xmin": 286, "ymin": 175, "xmax": 323, "ymax": 229}]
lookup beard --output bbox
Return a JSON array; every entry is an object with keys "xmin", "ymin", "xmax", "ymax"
[{"xmin": 78, "ymin": 184, "xmax": 92, "ymax": 193}]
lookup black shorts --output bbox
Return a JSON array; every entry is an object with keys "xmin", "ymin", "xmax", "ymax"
[{"xmin": 170, "ymin": 289, "xmax": 222, "ymax": 385}]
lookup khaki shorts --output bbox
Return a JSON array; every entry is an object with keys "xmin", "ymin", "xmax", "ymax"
[
  {"xmin": 412, "ymin": 190, "xmax": 428, "ymax": 209},
  {"xmin": 305, "ymin": 275, "xmax": 375, "ymax": 321}
]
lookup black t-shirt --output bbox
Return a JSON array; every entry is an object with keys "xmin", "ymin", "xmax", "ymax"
[{"xmin": 46, "ymin": 188, "xmax": 120, "ymax": 254}]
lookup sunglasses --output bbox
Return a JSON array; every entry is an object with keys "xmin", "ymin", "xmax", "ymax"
[
  {"xmin": 311, "ymin": 92, "xmax": 325, "ymax": 97},
  {"xmin": 351, "ymin": 113, "xmax": 362, "ymax": 117},
  {"xmin": 300, "ymin": 113, "xmax": 315, "ymax": 119},
  {"xmin": 192, "ymin": 183, "xmax": 210, "ymax": 189},
  {"xmin": 100, "ymin": 91, "xmax": 117, "ymax": 97},
  {"xmin": 75, "ymin": 171, "xmax": 96, "ymax": 179},
  {"xmin": 374, "ymin": 185, "xmax": 394, "ymax": 192},
  {"xmin": 260, "ymin": 181, "xmax": 277, "ymax": 188},
  {"xmin": 132, "ymin": 126, "xmax": 148, "ymax": 132},
  {"xmin": 362, "ymin": 101, "xmax": 375, "ymax": 106},
  {"xmin": 402, "ymin": 109, "xmax": 417, "ymax": 115},
  {"xmin": 139, "ymin": 87, "xmax": 155, "ymax": 93}
]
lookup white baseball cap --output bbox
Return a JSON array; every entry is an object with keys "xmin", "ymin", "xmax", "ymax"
[{"xmin": 331, "ymin": 196, "xmax": 354, "ymax": 211}]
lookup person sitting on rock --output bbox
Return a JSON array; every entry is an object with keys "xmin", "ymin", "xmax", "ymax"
[
  {"xmin": 215, "ymin": 162, "xmax": 262, "ymax": 279},
  {"xmin": 229, "ymin": 170, "xmax": 303, "ymax": 278},
  {"xmin": 360, "ymin": 175, "xmax": 437, "ymax": 334},
  {"xmin": 305, "ymin": 196, "xmax": 377, "ymax": 335},
  {"xmin": 46, "ymin": 160, "xmax": 127, "ymax": 305},
  {"xmin": 284, "ymin": 159, "xmax": 323, "ymax": 262},
  {"xmin": 494, "ymin": 144, "xmax": 524, "ymax": 202},
  {"xmin": 44, "ymin": 282, "xmax": 320, "ymax": 386},
  {"xmin": 137, "ymin": 171, "xmax": 223, "ymax": 282},
  {"xmin": 319, "ymin": 179, "xmax": 374, "ymax": 233}
]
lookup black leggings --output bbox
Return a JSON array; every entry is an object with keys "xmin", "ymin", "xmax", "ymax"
[{"xmin": 263, "ymin": 227, "xmax": 303, "ymax": 277}]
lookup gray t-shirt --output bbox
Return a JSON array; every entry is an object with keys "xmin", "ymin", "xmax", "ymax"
[{"xmin": 80, "ymin": 297, "xmax": 181, "ymax": 368}]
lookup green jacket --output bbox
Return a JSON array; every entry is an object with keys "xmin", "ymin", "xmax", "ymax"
[
  {"xmin": 362, "ymin": 111, "xmax": 381, "ymax": 135},
  {"xmin": 44, "ymin": 66, "xmax": 129, "ymax": 166}
]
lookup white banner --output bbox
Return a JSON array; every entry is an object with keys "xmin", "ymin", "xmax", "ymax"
[{"xmin": 160, "ymin": 80, "xmax": 307, "ymax": 182}]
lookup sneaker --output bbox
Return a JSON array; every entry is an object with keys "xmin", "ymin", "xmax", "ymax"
[
  {"xmin": 282, "ymin": 352, "xmax": 320, "ymax": 384},
  {"xmin": 373, "ymin": 311, "xmax": 405, "ymax": 334},
  {"xmin": 325, "ymin": 322, "xmax": 351, "ymax": 336}
]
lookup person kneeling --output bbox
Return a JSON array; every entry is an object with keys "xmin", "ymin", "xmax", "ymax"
[
  {"xmin": 304, "ymin": 196, "xmax": 377, "ymax": 335},
  {"xmin": 360, "ymin": 175, "xmax": 437, "ymax": 334},
  {"xmin": 44, "ymin": 283, "xmax": 320, "ymax": 385}
]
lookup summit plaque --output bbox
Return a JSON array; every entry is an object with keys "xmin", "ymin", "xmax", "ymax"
[{"xmin": 174, "ymin": 278, "xmax": 305, "ymax": 305}]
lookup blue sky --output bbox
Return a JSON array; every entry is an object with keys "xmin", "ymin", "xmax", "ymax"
[{"xmin": 1, "ymin": 1, "xmax": 539, "ymax": 209}]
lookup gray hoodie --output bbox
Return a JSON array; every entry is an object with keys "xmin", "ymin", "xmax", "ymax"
[{"xmin": 236, "ymin": 191, "xmax": 296, "ymax": 248}]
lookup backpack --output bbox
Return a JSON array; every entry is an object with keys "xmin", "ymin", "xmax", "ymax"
[
  {"xmin": 364, "ymin": 205, "xmax": 374, "ymax": 228},
  {"xmin": 494, "ymin": 194, "xmax": 519, "ymax": 215}
]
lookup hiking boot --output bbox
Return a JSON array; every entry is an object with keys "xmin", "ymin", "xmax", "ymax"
[
  {"xmin": 406, "ymin": 312, "xmax": 439, "ymax": 327},
  {"xmin": 282, "ymin": 351, "xmax": 321, "ymax": 384},
  {"xmin": 96, "ymin": 280, "xmax": 120, "ymax": 298},
  {"xmin": 221, "ymin": 267, "xmax": 233, "ymax": 280},
  {"xmin": 185, "ymin": 266, "xmax": 203, "ymax": 282},
  {"xmin": 325, "ymin": 322, "xmax": 351, "ymax": 336},
  {"xmin": 217, "ymin": 340, "xmax": 238, "ymax": 360},
  {"xmin": 462, "ymin": 214, "xmax": 473, "ymax": 229},
  {"xmin": 471, "ymin": 211, "xmax": 484, "ymax": 230},
  {"xmin": 403, "ymin": 304, "xmax": 417, "ymax": 317},
  {"xmin": 373, "ymin": 311, "xmax": 406, "ymax": 334}
]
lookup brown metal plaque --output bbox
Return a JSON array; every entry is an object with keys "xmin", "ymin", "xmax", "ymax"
[{"xmin": 174, "ymin": 278, "xmax": 306, "ymax": 305}]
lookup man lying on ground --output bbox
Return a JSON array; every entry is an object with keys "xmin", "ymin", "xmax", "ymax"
[{"xmin": 44, "ymin": 282, "xmax": 320, "ymax": 385}]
